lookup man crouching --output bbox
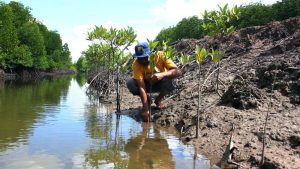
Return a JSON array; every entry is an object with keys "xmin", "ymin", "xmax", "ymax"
[{"xmin": 126, "ymin": 42, "xmax": 182, "ymax": 122}]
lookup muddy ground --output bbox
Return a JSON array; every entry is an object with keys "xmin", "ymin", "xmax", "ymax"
[{"xmin": 104, "ymin": 17, "xmax": 300, "ymax": 169}]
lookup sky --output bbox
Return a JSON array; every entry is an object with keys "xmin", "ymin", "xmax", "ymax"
[{"xmin": 4, "ymin": 0, "xmax": 278, "ymax": 63}]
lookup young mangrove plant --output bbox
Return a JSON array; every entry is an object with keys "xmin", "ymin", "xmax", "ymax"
[
  {"xmin": 162, "ymin": 40, "xmax": 177, "ymax": 61},
  {"xmin": 209, "ymin": 48, "xmax": 225, "ymax": 96},
  {"xmin": 146, "ymin": 39, "xmax": 159, "ymax": 121},
  {"xmin": 202, "ymin": 4, "xmax": 240, "ymax": 96},
  {"xmin": 86, "ymin": 25, "xmax": 136, "ymax": 113},
  {"xmin": 179, "ymin": 52, "xmax": 191, "ymax": 69},
  {"xmin": 195, "ymin": 45, "xmax": 207, "ymax": 138},
  {"xmin": 178, "ymin": 52, "xmax": 191, "ymax": 89},
  {"xmin": 202, "ymin": 4, "xmax": 240, "ymax": 37}
]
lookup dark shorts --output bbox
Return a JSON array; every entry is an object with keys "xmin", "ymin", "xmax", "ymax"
[{"xmin": 126, "ymin": 78, "xmax": 177, "ymax": 96}]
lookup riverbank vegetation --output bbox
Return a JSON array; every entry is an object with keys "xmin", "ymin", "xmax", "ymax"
[
  {"xmin": 0, "ymin": 1, "xmax": 73, "ymax": 76},
  {"xmin": 155, "ymin": 0, "xmax": 300, "ymax": 43}
]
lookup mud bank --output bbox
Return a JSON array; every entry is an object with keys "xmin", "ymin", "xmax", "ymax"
[{"xmin": 108, "ymin": 17, "xmax": 300, "ymax": 169}]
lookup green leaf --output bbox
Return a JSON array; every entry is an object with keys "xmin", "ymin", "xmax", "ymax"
[
  {"xmin": 149, "ymin": 52, "xmax": 156, "ymax": 68},
  {"xmin": 179, "ymin": 53, "xmax": 190, "ymax": 65},
  {"xmin": 195, "ymin": 46, "xmax": 206, "ymax": 64},
  {"xmin": 147, "ymin": 40, "xmax": 160, "ymax": 68},
  {"xmin": 227, "ymin": 25, "xmax": 235, "ymax": 33},
  {"xmin": 201, "ymin": 4, "xmax": 239, "ymax": 37},
  {"xmin": 147, "ymin": 39, "xmax": 159, "ymax": 52},
  {"xmin": 210, "ymin": 48, "xmax": 225, "ymax": 62}
]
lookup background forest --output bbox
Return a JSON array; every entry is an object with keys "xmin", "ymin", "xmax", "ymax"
[
  {"xmin": 0, "ymin": 1, "xmax": 73, "ymax": 72},
  {"xmin": 154, "ymin": 0, "xmax": 300, "ymax": 44}
]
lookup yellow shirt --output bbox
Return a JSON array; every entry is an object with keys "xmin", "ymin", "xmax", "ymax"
[{"xmin": 132, "ymin": 51, "xmax": 176, "ymax": 80}]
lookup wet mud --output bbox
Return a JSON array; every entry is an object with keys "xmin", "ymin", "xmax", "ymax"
[{"xmin": 109, "ymin": 17, "xmax": 300, "ymax": 169}]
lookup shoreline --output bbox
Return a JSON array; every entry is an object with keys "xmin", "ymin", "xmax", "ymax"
[{"xmin": 0, "ymin": 69, "xmax": 75, "ymax": 81}]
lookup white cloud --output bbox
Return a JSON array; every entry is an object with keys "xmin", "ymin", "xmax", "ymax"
[
  {"xmin": 151, "ymin": 0, "xmax": 278, "ymax": 24},
  {"xmin": 67, "ymin": 0, "xmax": 279, "ymax": 62},
  {"xmin": 151, "ymin": 0, "xmax": 200, "ymax": 22},
  {"xmin": 60, "ymin": 24, "xmax": 93, "ymax": 63},
  {"xmin": 3, "ymin": 151, "xmax": 64, "ymax": 169}
]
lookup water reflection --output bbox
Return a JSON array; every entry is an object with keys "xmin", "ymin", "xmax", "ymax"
[
  {"xmin": 83, "ymin": 118, "xmax": 176, "ymax": 169},
  {"xmin": 83, "ymin": 102, "xmax": 129, "ymax": 168},
  {"xmin": 0, "ymin": 76, "xmax": 212, "ymax": 169},
  {"xmin": 0, "ymin": 77, "xmax": 72, "ymax": 153},
  {"xmin": 75, "ymin": 73, "xmax": 87, "ymax": 87},
  {"xmin": 125, "ymin": 123, "xmax": 174, "ymax": 169},
  {"xmin": 82, "ymin": 103, "xmax": 210, "ymax": 169}
]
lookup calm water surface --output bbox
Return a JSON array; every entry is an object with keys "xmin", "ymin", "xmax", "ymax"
[{"xmin": 0, "ymin": 76, "xmax": 212, "ymax": 169}]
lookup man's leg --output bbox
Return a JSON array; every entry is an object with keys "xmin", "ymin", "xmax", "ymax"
[
  {"xmin": 127, "ymin": 79, "xmax": 152, "ymax": 110},
  {"xmin": 154, "ymin": 91, "xmax": 167, "ymax": 109},
  {"xmin": 153, "ymin": 78, "xmax": 177, "ymax": 109},
  {"xmin": 126, "ymin": 78, "xmax": 139, "ymax": 95}
]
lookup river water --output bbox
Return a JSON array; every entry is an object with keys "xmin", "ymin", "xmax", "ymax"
[{"xmin": 0, "ymin": 76, "xmax": 212, "ymax": 169}]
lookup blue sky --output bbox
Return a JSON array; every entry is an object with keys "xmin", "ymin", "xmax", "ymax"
[{"xmin": 4, "ymin": 0, "xmax": 278, "ymax": 62}]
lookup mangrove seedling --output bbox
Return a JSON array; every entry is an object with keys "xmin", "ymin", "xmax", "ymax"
[
  {"xmin": 195, "ymin": 45, "xmax": 207, "ymax": 138},
  {"xmin": 146, "ymin": 39, "xmax": 159, "ymax": 121},
  {"xmin": 209, "ymin": 48, "xmax": 225, "ymax": 96}
]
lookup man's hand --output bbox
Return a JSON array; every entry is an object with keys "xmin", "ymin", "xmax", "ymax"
[
  {"xmin": 141, "ymin": 108, "xmax": 150, "ymax": 122},
  {"xmin": 150, "ymin": 72, "xmax": 165, "ymax": 84},
  {"xmin": 150, "ymin": 68, "xmax": 182, "ymax": 84}
]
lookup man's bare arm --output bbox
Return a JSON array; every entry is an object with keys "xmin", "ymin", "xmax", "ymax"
[
  {"xmin": 151, "ymin": 67, "xmax": 182, "ymax": 82},
  {"xmin": 135, "ymin": 79, "xmax": 150, "ymax": 111}
]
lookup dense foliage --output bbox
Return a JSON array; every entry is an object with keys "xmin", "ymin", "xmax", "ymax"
[
  {"xmin": 77, "ymin": 25, "xmax": 136, "ymax": 98},
  {"xmin": 156, "ymin": 16, "xmax": 206, "ymax": 43},
  {"xmin": 82, "ymin": 26, "xmax": 136, "ymax": 73},
  {"xmin": 0, "ymin": 1, "xmax": 72, "ymax": 71},
  {"xmin": 155, "ymin": 0, "xmax": 300, "ymax": 43}
]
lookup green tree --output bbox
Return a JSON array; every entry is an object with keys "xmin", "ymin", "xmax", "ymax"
[
  {"xmin": 56, "ymin": 43, "xmax": 72, "ymax": 69},
  {"xmin": 0, "ymin": 50, "xmax": 7, "ymax": 68},
  {"xmin": 86, "ymin": 26, "xmax": 136, "ymax": 72},
  {"xmin": 37, "ymin": 22, "xmax": 72, "ymax": 70},
  {"xmin": 86, "ymin": 26, "xmax": 136, "ymax": 112},
  {"xmin": 8, "ymin": 45, "xmax": 32, "ymax": 68},
  {"xmin": 173, "ymin": 16, "xmax": 206, "ymax": 41},
  {"xmin": 0, "ymin": 3, "xmax": 18, "ymax": 53},
  {"xmin": 203, "ymin": 4, "xmax": 240, "ymax": 36},
  {"xmin": 155, "ymin": 27, "xmax": 175, "ymax": 43},
  {"xmin": 18, "ymin": 21, "xmax": 48, "ymax": 69},
  {"xmin": 0, "ymin": 1, "xmax": 72, "ymax": 71},
  {"xmin": 47, "ymin": 30, "xmax": 62, "ymax": 56},
  {"xmin": 236, "ymin": 3, "xmax": 274, "ymax": 28},
  {"xmin": 76, "ymin": 56, "xmax": 88, "ymax": 73},
  {"xmin": 8, "ymin": 1, "xmax": 32, "ymax": 28},
  {"xmin": 272, "ymin": 0, "xmax": 300, "ymax": 20},
  {"xmin": 84, "ymin": 43, "xmax": 110, "ymax": 71}
]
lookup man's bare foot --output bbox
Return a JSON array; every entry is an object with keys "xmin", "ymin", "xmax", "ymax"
[{"xmin": 154, "ymin": 101, "xmax": 166, "ymax": 110}]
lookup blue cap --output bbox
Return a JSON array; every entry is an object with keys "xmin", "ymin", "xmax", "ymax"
[{"xmin": 133, "ymin": 42, "xmax": 151, "ymax": 58}]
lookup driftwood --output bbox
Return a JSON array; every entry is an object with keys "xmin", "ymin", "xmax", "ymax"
[{"xmin": 220, "ymin": 123, "xmax": 243, "ymax": 168}]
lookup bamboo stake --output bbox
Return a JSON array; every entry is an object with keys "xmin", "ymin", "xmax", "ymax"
[
  {"xmin": 196, "ymin": 64, "xmax": 201, "ymax": 138},
  {"xmin": 261, "ymin": 67, "xmax": 276, "ymax": 166}
]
